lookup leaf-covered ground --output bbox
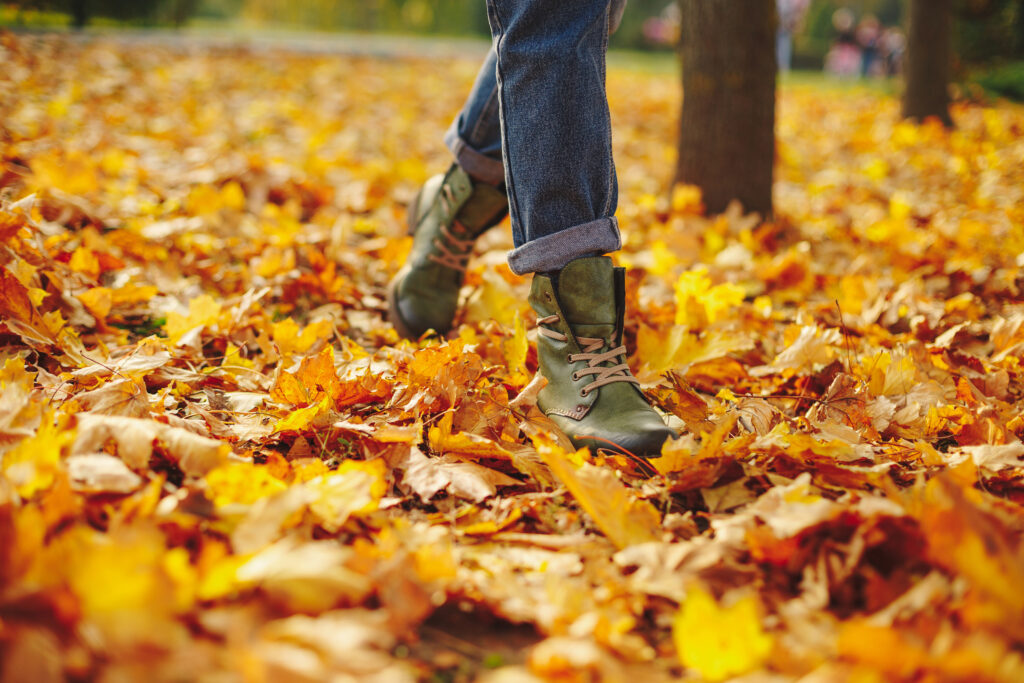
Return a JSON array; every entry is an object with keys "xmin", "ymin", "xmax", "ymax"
[{"xmin": 2, "ymin": 33, "xmax": 1024, "ymax": 682}]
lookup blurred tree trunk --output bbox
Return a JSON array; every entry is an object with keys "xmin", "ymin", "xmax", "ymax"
[
  {"xmin": 1015, "ymin": 0, "xmax": 1024, "ymax": 57},
  {"xmin": 171, "ymin": 0, "xmax": 198, "ymax": 27},
  {"xmin": 675, "ymin": 0, "xmax": 777, "ymax": 217},
  {"xmin": 71, "ymin": 0, "xmax": 88, "ymax": 28},
  {"xmin": 903, "ymin": 0, "xmax": 954, "ymax": 126}
]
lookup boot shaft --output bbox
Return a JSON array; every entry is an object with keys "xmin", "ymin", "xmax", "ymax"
[{"xmin": 528, "ymin": 256, "xmax": 676, "ymax": 456}]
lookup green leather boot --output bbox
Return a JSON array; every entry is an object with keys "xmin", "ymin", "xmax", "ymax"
[
  {"xmin": 530, "ymin": 256, "xmax": 677, "ymax": 458},
  {"xmin": 388, "ymin": 164, "xmax": 508, "ymax": 339}
]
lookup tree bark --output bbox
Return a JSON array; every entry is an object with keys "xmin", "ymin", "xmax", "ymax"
[
  {"xmin": 71, "ymin": 0, "xmax": 88, "ymax": 29},
  {"xmin": 675, "ymin": 0, "xmax": 777, "ymax": 217},
  {"xmin": 902, "ymin": 0, "xmax": 954, "ymax": 127}
]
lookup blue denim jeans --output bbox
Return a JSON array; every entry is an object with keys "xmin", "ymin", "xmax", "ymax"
[{"xmin": 444, "ymin": 0, "xmax": 626, "ymax": 275}]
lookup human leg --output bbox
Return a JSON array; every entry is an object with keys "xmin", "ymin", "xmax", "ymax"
[
  {"xmin": 488, "ymin": 0, "xmax": 674, "ymax": 457},
  {"xmin": 444, "ymin": 48, "xmax": 505, "ymax": 187},
  {"xmin": 387, "ymin": 50, "xmax": 509, "ymax": 339},
  {"xmin": 487, "ymin": 0, "xmax": 622, "ymax": 275}
]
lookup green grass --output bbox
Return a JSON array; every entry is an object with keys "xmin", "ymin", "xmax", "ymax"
[
  {"xmin": 972, "ymin": 61, "xmax": 1024, "ymax": 102},
  {"xmin": 607, "ymin": 48, "xmax": 678, "ymax": 75},
  {"xmin": 0, "ymin": 7, "xmax": 72, "ymax": 27}
]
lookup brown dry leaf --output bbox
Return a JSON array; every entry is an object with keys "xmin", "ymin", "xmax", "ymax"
[
  {"xmin": 236, "ymin": 537, "xmax": 372, "ymax": 613},
  {"xmin": 67, "ymin": 453, "xmax": 144, "ymax": 494},
  {"xmin": 73, "ymin": 414, "xmax": 228, "ymax": 476},
  {"xmin": 750, "ymin": 325, "xmax": 841, "ymax": 376},
  {"xmin": 71, "ymin": 378, "xmax": 150, "ymax": 417},
  {"xmin": 259, "ymin": 610, "xmax": 413, "ymax": 681}
]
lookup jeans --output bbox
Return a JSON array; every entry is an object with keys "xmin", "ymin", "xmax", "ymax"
[{"xmin": 444, "ymin": 0, "xmax": 626, "ymax": 275}]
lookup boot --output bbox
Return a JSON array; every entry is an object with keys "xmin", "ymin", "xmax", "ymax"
[
  {"xmin": 388, "ymin": 164, "xmax": 508, "ymax": 339},
  {"xmin": 530, "ymin": 256, "xmax": 676, "ymax": 457}
]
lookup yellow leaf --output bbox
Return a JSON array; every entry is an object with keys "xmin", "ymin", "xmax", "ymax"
[
  {"xmin": 307, "ymin": 459, "xmax": 387, "ymax": 532},
  {"xmin": 69, "ymin": 246, "xmax": 100, "ymax": 280},
  {"xmin": 274, "ymin": 396, "xmax": 332, "ymax": 433},
  {"xmin": 673, "ymin": 586, "xmax": 773, "ymax": 681},
  {"xmin": 535, "ymin": 436, "xmax": 661, "ymax": 549},
  {"xmin": 889, "ymin": 191, "xmax": 913, "ymax": 220},
  {"xmin": 0, "ymin": 356, "xmax": 36, "ymax": 390},
  {"xmin": 429, "ymin": 411, "xmax": 513, "ymax": 460},
  {"xmin": 674, "ymin": 267, "xmax": 745, "ymax": 328},
  {"xmin": 197, "ymin": 552, "xmax": 251, "ymax": 602},
  {"xmin": 77, "ymin": 286, "xmax": 113, "ymax": 320},
  {"xmin": 110, "ymin": 283, "xmax": 158, "ymax": 305},
  {"xmin": 3, "ymin": 417, "xmax": 74, "ymax": 498},
  {"xmin": 503, "ymin": 310, "xmax": 529, "ymax": 384},
  {"xmin": 8, "ymin": 258, "xmax": 38, "ymax": 287},
  {"xmin": 205, "ymin": 462, "xmax": 289, "ymax": 507},
  {"xmin": 99, "ymin": 148, "xmax": 129, "ymax": 176},
  {"xmin": 164, "ymin": 294, "xmax": 222, "ymax": 345},
  {"xmin": 220, "ymin": 180, "xmax": 247, "ymax": 211},
  {"xmin": 273, "ymin": 317, "xmax": 333, "ymax": 357},
  {"xmin": 671, "ymin": 184, "xmax": 704, "ymax": 214},
  {"xmin": 27, "ymin": 287, "xmax": 48, "ymax": 308},
  {"xmin": 637, "ymin": 325, "xmax": 752, "ymax": 378},
  {"xmin": 464, "ymin": 268, "xmax": 521, "ymax": 328},
  {"xmin": 649, "ymin": 239, "xmax": 677, "ymax": 277},
  {"xmin": 161, "ymin": 547, "xmax": 198, "ymax": 613}
]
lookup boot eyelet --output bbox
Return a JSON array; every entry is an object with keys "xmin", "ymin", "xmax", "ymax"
[
  {"xmin": 571, "ymin": 372, "xmax": 580, "ymax": 381},
  {"xmin": 566, "ymin": 354, "xmax": 573, "ymax": 364},
  {"xmin": 579, "ymin": 389, "xmax": 588, "ymax": 397}
]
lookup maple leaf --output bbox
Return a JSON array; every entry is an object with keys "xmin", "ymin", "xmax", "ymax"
[
  {"xmin": 271, "ymin": 345, "xmax": 342, "ymax": 406},
  {"xmin": 163, "ymin": 294, "xmax": 222, "ymax": 346},
  {"xmin": 0, "ymin": 269, "xmax": 55, "ymax": 344},
  {"xmin": 673, "ymin": 585, "xmax": 774, "ymax": 681}
]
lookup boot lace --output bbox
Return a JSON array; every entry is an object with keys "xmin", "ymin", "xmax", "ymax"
[
  {"xmin": 426, "ymin": 183, "xmax": 473, "ymax": 272},
  {"xmin": 537, "ymin": 314, "xmax": 641, "ymax": 397}
]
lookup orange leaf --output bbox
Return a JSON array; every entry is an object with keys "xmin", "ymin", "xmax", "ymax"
[{"xmin": 271, "ymin": 345, "xmax": 341, "ymax": 407}]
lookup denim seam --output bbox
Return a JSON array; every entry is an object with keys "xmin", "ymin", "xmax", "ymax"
[
  {"xmin": 600, "ymin": 6, "xmax": 614, "ymax": 219},
  {"xmin": 468, "ymin": 87, "xmax": 500, "ymax": 149},
  {"xmin": 488, "ymin": 3, "xmax": 525, "ymax": 251},
  {"xmin": 506, "ymin": 216, "xmax": 621, "ymax": 275}
]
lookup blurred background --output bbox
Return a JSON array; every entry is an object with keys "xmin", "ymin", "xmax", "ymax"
[{"xmin": 2, "ymin": 0, "xmax": 1023, "ymax": 98}]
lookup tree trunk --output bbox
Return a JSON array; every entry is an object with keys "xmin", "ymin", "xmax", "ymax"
[
  {"xmin": 675, "ymin": 0, "xmax": 777, "ymax": 217},
  {"xmin": 902, "ymin": 0, "xmax": 954, "ymax": 127},
  {"xmin": 71, "ymin": 0, "xmax": 88, "ymax": 29}
]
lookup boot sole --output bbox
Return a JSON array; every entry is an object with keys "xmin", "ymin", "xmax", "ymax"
[{"xmin": 569, "ymin": 434, "xmax": 667, "ymax": 459}]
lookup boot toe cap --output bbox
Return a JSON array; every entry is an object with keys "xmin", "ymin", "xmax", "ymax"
[{"xmin": 387, "ymin": 272, "xmax": 458, "ymax": 339}]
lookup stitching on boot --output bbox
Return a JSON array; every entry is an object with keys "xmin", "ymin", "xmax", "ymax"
[{"xmin": 546, "ymin": 404, "xmax": 591, "ymax": 421}]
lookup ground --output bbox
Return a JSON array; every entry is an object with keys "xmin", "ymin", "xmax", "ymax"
[{"xmin": 1, "ymin": 31, "xmax": 1024, "ymax": 683}]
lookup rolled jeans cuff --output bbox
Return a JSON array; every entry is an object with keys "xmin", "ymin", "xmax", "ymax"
[
  {"xmin": 444, "ymin": 122, "xmax": 506, "ymax": 187},
  {"xmin": 506, "ymin": 216, "xmax": 621, "ymax": 275}
]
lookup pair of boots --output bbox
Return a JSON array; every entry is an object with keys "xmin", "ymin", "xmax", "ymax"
[{"xmin": 387, "ymin": 165, "xmax": 675, "ymax": 458}]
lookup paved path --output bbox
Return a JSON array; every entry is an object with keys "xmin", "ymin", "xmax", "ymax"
[{"xmin": 9, "ymin": 25, "xmax": 494, "ymax": 59}]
